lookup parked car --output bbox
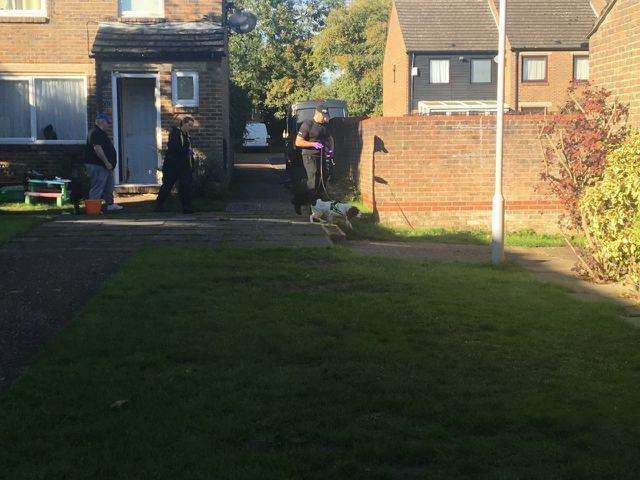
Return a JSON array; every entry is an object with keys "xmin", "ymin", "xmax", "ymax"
[
  {"xmin": 282, "ymin": 99, "xmax": 348, "ymax": 169},
  {"xmin": 243, "ymin": 122, "xmax": 270, "ymax": 151}
]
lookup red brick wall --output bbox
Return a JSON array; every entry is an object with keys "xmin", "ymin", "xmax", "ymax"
[
  {"xmin": 99, "ymin": 60, "xmax": 230, "ymax": 180},
  {"xmin": 0, "ymin": 0, "xmax": 222, "ymax": 63},
  {"xmin": 517, "ymin": 51, "xmax": 589, "ymax": 112},
  {"xmin": 0, "ymin": 1, "xmax": 230, "ymax": 185},
  {"xmin": 332, "ymin": 115, "xmax": 560, "ymax": 233},
  {"xmin": 590, "ymin": 0, "xmax": 640, "ymax": 127}
]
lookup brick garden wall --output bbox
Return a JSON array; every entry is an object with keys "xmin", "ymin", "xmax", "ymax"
[{"xmin": 332, "ymin": 115, "xmax": 561, "ymax": 233}]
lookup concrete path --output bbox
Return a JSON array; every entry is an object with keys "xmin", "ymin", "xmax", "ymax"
[{"xmin": 0, "ymin": 152, "xmax": 328, "ymax": 393}]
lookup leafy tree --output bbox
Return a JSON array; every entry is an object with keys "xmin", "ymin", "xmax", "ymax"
[
  {"xmin": 229, "ymin": 81, "xmax": 253, "ymax": 149},
  {"xmin": 229, "ymin": 0, "xmax": 344, "ymax": 121},
  {"xmin": 312, "ymin": 0, "xmax": 390, "ymax": 116}
]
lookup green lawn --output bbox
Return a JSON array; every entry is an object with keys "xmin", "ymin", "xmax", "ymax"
[
  {"xmin": 0, "ymin": 214, "xmax": 49, "ymax": 244},
  {"xmin": 347, "ymin": 211, "xmax": 583, "ymax": 248},
  {"xmin": 1, "ymin": 248, "xmax": 639, "ymax": 479}
]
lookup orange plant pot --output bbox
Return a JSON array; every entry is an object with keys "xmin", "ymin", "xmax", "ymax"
[{"xmin": 84, "ymin": 199, "xmax": 103, "ymax": 215}]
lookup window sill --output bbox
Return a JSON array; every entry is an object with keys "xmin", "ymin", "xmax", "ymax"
[
  {"xmin": 521, "ymin": 81, "xmax": 549, "ymax": 86},
  {"xmin": 118, "ymin": 16, "xmax": 166, "ymax": 24},
  {"xmin": 0, "ymin": 15, "xmax": 49, "ymax": 23}
]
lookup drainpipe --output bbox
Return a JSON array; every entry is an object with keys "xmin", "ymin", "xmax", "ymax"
[
  {"xmin": 514, "ymin": 50, "xmax": 520, "ymax": 112},
  {"xmin": 408, "ymin": 52, "xmax": 415, "ymax": 115}
]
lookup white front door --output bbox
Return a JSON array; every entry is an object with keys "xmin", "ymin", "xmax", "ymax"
[{"xmin": 120, "ymin": 78, "xmax": 157, "ymax": 184}]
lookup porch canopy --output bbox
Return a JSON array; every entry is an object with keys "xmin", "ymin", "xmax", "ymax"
[
  {"xmin": 91, "ymin": 21, "xmax": 226, "ymax": 60},
  {"xmin": 418, "ymin": 100, "xmax": 511, "ymax": 116}
]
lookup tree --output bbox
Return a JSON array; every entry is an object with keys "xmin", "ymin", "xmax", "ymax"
[
  {"xmin": 312, "ymin": 0, "xmax": 390, "ymax": 116},
  {"xmin": 229, "ymin": 0, "xmax": 344, "ymax": 121}
]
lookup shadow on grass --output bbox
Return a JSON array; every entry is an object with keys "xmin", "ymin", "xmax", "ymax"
[
  {"xmin": 346, "ymin": 212, "xmax": 585, "ymax": 248},
  {"xmin": 1, "ymin": 247, "xmax": 638, "ymax": 479}
]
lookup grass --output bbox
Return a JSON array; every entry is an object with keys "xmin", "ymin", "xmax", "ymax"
[
  {"xmin": 0, "ymin": 214, "xmax": 48, "ymax": 244},
  {"xmin": 2, "ymin": 247, "xmax": 639, "ymax": 479},
  {"xmin": 0, "ymin": 202, "xmax": 67, "ymax": 244},
  {"xmin": 325, "ymin": 182, "xmax": 580, "ymax": 248},
  {"xmin": 0, "ymin": 201, "xmax": 73, "ymax": 213},
  {"xmin": 347, "ymin": 210, "xmax": 584, "ymax": 248}
]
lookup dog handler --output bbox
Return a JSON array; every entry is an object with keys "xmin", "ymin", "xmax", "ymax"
[{"xmin": 293, "ymin": 106, "xmax": 334, "ymax": 214}]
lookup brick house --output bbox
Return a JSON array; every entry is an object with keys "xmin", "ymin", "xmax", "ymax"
[
  {"xmin": 588, "ymin": 0, "xmax": 640, "ymax": 126},
  {"xmin": 383, "ymin": 0, "xmax": 597, "ymax": 116},
  {"xmin": 0, "ymin": 0, "xmax": 231, "ymax": 188}
]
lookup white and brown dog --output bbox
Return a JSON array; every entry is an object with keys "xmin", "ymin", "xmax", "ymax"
[{"xmin": 310, "ymin": 199, "xmax": 362, "ymax": 229}]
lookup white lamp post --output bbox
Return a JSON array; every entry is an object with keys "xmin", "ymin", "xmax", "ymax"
[{"xmin": 491, "ymin": 0, "xmax": 507, "ymax": 265}]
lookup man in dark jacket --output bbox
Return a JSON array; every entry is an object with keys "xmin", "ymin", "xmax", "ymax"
[
  {"xmin": 155, "ymin": 115, "xmax": 195, "ymax": 214},
  {"xmin": 293, "ymin": 106, "xmax": 334, "ymax": 213},
  {"xmin": 85, "ymin": 113, "xmax": 123, "ymax": 211}
]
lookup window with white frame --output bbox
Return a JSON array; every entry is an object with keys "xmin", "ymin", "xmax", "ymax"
[
  {"xmin": 119, "ymin": 0, "xmax": 163, "ymax": 17},
  {"xmin": 172, "ymin": 71, "xmax": 199, "ymax": 108},
  {"xmin": 0, "ymin": 0, "xmax": 46, "ymax": 16},
  {"xmin": 429, "ymin": 59, "xmax": 450, "ymax": 84},
  {"xmin": 471, "ymin": 59, "xmax": 492, "ymax": 84},
  {"xmin": 0, "ymin": 77, "xmax": 87, "ymax": 143},
  {"xmin": 522, "ymin": 56, "xmax": 547, "ymax": 82},
  {"xmin": 574, "ymin": 56, "xmax": 589, "ymax": 81}
]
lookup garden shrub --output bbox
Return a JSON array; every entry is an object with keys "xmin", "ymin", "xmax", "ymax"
[
  {"xmin": 581, "ymin": 131, "xmax": 640, "ymax": 290},
  {"xmin": 540, "ymin": 85, "xmax": 629, "ymax": 279}
]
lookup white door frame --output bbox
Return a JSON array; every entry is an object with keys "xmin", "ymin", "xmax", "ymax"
[{"xmin": 111, "ymin": 72, "xmax": 162, "ymax": 186}]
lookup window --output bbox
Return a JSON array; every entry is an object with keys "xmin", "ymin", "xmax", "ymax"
[
  {"xmin": 471, "ymin": 59, "xmax": 492, "ymax": 84},
  {"xmin": 574, "ymin": 56, "xmax": 589, "ymax": 82},
  {"xmin": 172, "ymin": 71, "xmax": 199, "ymax": 107},
  {"xmin": 0, "ymin": 0, "xmax": 46, "ymax": 16},
  {"xmin": 119, "ymin": 0, "xmax": 163, "ymax": 17},
  {"xmin": 0, "ymin": 80, "xmax": 30, "ymax": 139},
  {"xmin": 0, "ymin": 76, "xmax": 87, "ymax": 143},
  {"xmin": 522, "ymin": 56, "xmax": 547, "ymax": 82},
  {"xmin": 429, "ymin": 59, "xmax": 450, "ymax": 84}
]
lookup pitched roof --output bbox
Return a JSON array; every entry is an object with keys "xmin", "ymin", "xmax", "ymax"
[
  {"xmin": 393, "ymin": 0, "xmax": 596, "ymax": 53},
  {"xmin": 394, "ymin": 0, "xmax": 499, "ymax": 52},
  {"xmin": 502, "ymin": 0, "xmax": 596, "ymax": 49},
  {"xmin": 92, "ymin": 21, "xmax": 226, "ymax": 60}
]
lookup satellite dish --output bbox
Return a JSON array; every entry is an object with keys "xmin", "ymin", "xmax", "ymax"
[{"xmin": 228, "ymin": 10, "xmax": 257, "ymax": 34}]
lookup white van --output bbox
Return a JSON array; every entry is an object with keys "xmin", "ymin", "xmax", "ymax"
[{"xmin": 243, "ymin": 122, "xmax": 270, "ymax": 150}]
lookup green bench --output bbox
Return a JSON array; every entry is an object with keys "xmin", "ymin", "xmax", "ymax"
[{"xmin": 24, "ymin": 179, "xmax": 71, "ymax": 208}]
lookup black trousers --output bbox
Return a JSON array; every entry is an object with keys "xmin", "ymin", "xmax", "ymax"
[
  {"xmin": 291, "ymin": 155, "xmax": 319, "ymax": 207},
  {"xmin": 156, "ymin": 163, "xmax": 192, "ymax": 209}
]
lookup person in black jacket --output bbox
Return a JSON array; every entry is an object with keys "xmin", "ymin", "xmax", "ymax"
[
  {"xmin": 292, "ymin": 107, "xmax": 334, "ymax": 214},
  {"xmin": 155, "ymin": 115, "xmax": 196, "ymax": 213}
]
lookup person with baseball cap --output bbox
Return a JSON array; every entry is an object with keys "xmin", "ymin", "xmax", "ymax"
[
  {"xmin": 84, "ymin": 113, "xmax": 123, "ymax": 212},
  {"xmin": 293, "ymin": 106, "xmax": 334, "ymax": 214}
]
